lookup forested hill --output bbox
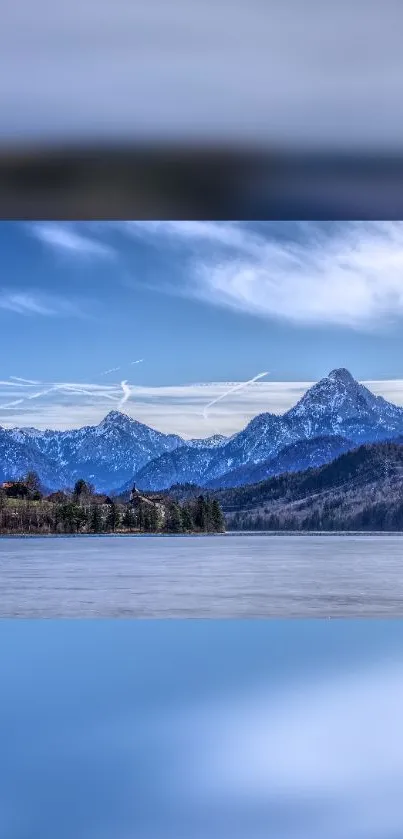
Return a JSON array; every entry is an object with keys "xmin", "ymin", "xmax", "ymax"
[{"xmin": 216, "ymin": 440, "xmax": 403, "ymax": 531}]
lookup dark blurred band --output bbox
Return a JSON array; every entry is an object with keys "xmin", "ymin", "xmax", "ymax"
[{"xmin": 2, "ymin": 144, "xmax": 403, "ymax": 219}]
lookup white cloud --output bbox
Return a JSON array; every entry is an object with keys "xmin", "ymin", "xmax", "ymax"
[
  {"xmin": 119, "ymin": 221, "xmax": 403, "ymax": 330},
  {"xmin": 124, "ymin": 221, "xmax": 262, "ymax": 253},
  {"xmin": 21, "ymin": 221, "xmax": 403, "ymax": 332},
  {"xmin": 30, "ymin": 223, "xmax": 115, "ymax": 259},
  {"xmin": 3, "ymin": 374, "xmax": 403, "ymax": 436},
  {"xmin": 9, "ymin": 377, "xmax": 42, "ymax": 385},
  {"xmin": 179, "ymin": 221, "xmax": 403, "ymax": 329},
  {"xmin": 118, "ymin": 380, "xmax": 131, "ymax": 409},
  {"xmin": 0, "ymin": 291, "xmax": 73, "ymax": 316}
]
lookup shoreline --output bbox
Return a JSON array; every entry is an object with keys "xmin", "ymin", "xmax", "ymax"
[
  {"xmin": 0, "ymin": 531, "xmax": 227, "ymax": 539},
  {"xmin": 1, "ymin": 530, "xmax": 402, "ymax": 539}
]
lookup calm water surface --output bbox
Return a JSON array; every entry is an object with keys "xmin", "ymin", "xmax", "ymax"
[{"xmin": 1, "ymin": 532, "xmax": 403, "ymax": 616}]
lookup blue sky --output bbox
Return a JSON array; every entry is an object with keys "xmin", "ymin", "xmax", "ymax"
[{"xmin": 3, "ymin": 221, "xmax": 403, "ymax": 435}]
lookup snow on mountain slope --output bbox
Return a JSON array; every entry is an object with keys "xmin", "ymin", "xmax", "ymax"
[
  {"xmin": 1, "ymin": 411, "xmax": 185, "ymax": 491},
  {"xmin": 4, "ymin": 370, "xmax": 403, "ymax": 492},
  {"xmin": 285, "ymin": 368, "xmax": 403, "ymax": 441},
  {"xmin": 133, "ymin": 444, "xmax": 217, "ymax": 491},
  {"xmin": 206, "ymin": 435, "xmax": 355, "ymax": 489},
  {"xmin": 185, "ymin": 434, "xmax": 227, "ymax": 449},
  {"xmin": 127, "ymin": 369, "xmax": 403, "ymax": 490},
  {"xmin": 0, "ymin": 427, "xmax": 69, "ymax": 488}
]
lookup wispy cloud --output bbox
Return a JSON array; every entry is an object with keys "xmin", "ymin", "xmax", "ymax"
[
  {"xmin": 124, "ymin": 221, "xmax": 259, "ymax": 253},
  {"xmin": 203, "ymin": 371, "xmax": 269, "ymax": 432},
  {"xmin": 3, "ymin": 374, "xmax": 403, "ymax": 436},
  {"xmin": 118, "ymin": 380, "xmax": 131, "ymax": 409},
  {"xmin": 29, "ymin": 223, "xmax": 115, "ymax": 259},
  {"xmin": 0, "ymin": 291, "xmax": 77, "ymax": 316},
  {"xmin": 196, "ymin": 222, "xmax": 403, "ymax": 329},
  {"xmin": 126, "ymin": 221, "xmax": 403, "ymax": 331},
  {"xmin": 24, "ymin": 220, "xmax": 403, "ymax": 331},
  {"xmin": 0, "ymin": 398, "xmax": 25, "ymax": 409},
  {"xmin": 9, "ymin": 376, "xmax": 42, "ymax": 385}
]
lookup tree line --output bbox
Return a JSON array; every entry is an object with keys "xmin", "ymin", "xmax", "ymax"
[{"xmin": 0, "ymin": 474, "xmax": 226, "ymax": 535}]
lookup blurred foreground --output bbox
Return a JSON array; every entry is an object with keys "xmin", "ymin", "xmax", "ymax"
[
  {"xmin": 4, "ymin": 147, "xmax": 403, "ymax": 218},
  {"xmin": 2, "ymin": 0, "xmax": 403, "ymax": 217},
  {"xmin": 1, "ymin": 620, "xmax": 403, "ymax": 838}
]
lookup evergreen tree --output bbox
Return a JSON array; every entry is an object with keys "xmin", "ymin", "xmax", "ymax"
[
  {"xmin": 106, "ymin": 501, "xmax": 120, "ymax": 532},
  {"xmin": 138, "ymin": 502, "xmax": 146, "ymax": 532},
  {"xmin": 122, "ymin": 507, "xmax": 136, "ymax": 530},
  {"xmin": 90, "ymin": 504, "xmax": 103, "ymax": 533},
  {"xmin": 210, "ymin": 498, "xmax": 225, "ymax": 532},
  {"xmin": 139, "ymin": 504, "xmax": 149, "ymax": 532},
  {"xmin": 60, "ymin": 502, "xmax": 86, "ymax": 533},
  {"xmin": 181, "ymin": 503, "xmax": 194, "ymax": 532},
  {"xmin": 165, "ymin": 502, "xmax": 183, "ymax": 533},
  {"xmin": 194, "ymin": 495, "xmax": 208, "ymax": 531},
  {"xmin": 146, "ymin": 504, "xmax": 159, "ymax": 532}
]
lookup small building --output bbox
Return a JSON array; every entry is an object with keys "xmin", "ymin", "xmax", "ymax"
[
  {"xmin": 91, "ymin": 494, "xmax": 113, "ymax": 506},
  {"xmin": 129, "ymin": 484, "xmax": 167, "ymax": 524},
  {"xmin": 1, "ymin": 480, "xmax": 29, "ymax": 498},
  {"xmin": 46, "ymin": 491, "xmax": 71, "ymax": 504}
]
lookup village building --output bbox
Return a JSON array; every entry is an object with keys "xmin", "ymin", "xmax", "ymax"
[
  {"xmin": 0, "ymin": 480, "xmax": 29, "ymax": 497},
  {"xmin": 129, "ymin": 483, "xmax": 167, "ymax": 524},
  {"xmin": 46, "ymin": 490, "xmax": 71, "ymax": 504}
]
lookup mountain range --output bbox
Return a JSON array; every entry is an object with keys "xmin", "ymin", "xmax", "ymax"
[
  {"xmin": 2, "ymin": 368, "xmax": 403, "ymax": 492},
  {"xmin": 216, "ymin": 440, "xmax": 403, "ymax": 532},
  {"xmin": 132, "ymin": 368, "xmax": 403, "ymax": 490}
]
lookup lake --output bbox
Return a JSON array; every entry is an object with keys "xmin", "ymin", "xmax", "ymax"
[{"xmin": 2, "ymin": 532, "xmax": 403, "ymax": 616}]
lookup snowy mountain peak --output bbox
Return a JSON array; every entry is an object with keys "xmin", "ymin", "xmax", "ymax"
[
  {"xmin": 100, "ymin": 410, "xmax": 131, "ymax": 426},
  {"xmin": 287, "ymin": 368, "xmax": 364, "ymax": 418},
  {"xmin": 327, "ymin": 368, "xmax": 356, "ymax": 386},
  {"xmin": 285, "ymin": 368, "xmax": 403, "ymax": 441},
  {"xmin": 4, "ymin": 370, "xmax": 403, "ymax": 494}
]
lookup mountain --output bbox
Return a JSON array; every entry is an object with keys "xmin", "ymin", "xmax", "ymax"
[
  {"xmin": 0, "ymin": 427, "xmax": 69, "ymax": 489},
  {"xmin": 205, "ymin": 435, "xmax": 355, "ymax": 489},
  {"xmin": 284, "ymin": 368, "xmax": 403, "ymax": 441},
  {"xmin": 4, "ymin": 369, "xmax": 403, "ymax": 493},
  {"xmin": 133, "ymin": 444, "xmax": 218, "ymax": 491},
  {"xmin": 185, "ymin": 434, "xmax": 227, "ymax": 449},
  {"xmin": 216, "ymin": 439, "xmax": 403, "ymax": 531},
  {"xmin": 0, "ymin": 411, "xmax": 185, "ymax": 491},
  {"xmin": 0, "ymin": 412, "xmax": 229, "ymax": 492},
  {"xmin": 130, "ymin": 369, "xmax": 403, "ymax": 490}
]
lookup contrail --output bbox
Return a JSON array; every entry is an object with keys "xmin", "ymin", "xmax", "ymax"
[
  {"xmin": 101, "ymin": 359, "xmax": 143, "ymax": 375},
  {"xmin": 62, "ymin": 387, "xmax": 117, "ymax": 401},
  {"xmin": 9, "ymin": 376, "xmax": 42, "ymax": 385},
  {"xmin": 203, "ymin": 371, "xmax": 270, "ymax": 424},
  {"xmin": 118, "ymin": 380, "xmax": 131, "ymax": 409},
  {"xmin": 27, "ymin": 388, "xmax": 57, "ymax": 401},
  {"xmin": 0, "ymin": 398, "xmax": 25, "ymax": 409}
]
